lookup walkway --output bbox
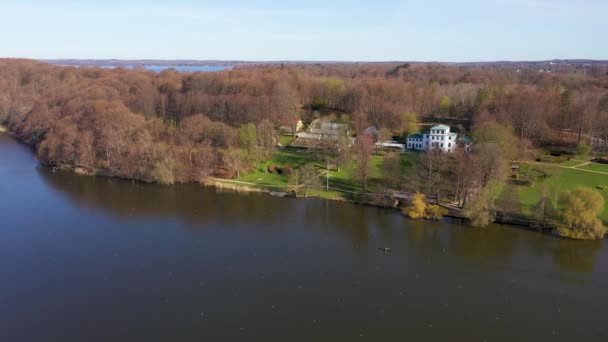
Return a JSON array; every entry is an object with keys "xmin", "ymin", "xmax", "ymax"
[{"xmin": 517, "ymin": 160, "xmax": 608, "ymax": 176}]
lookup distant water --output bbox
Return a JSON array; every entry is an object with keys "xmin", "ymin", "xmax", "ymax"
[{"xmin": 58, "ymin": 64, "xmax": 232, "ymax": 73}]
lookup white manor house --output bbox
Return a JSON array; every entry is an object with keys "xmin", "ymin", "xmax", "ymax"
[{"xmin": 407, "ymin": 124, "xmax": 471, "ymax": 153}]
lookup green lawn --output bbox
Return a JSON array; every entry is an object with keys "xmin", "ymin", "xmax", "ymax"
[
  {"xmin": 239, "ymin": 149, "xmax": 319, "ymax": 189},
  {"xmin": 576, "ymin": 163, "xmax": 608, "ymax": 174},
  {"xmin": 558, "ymin": 160, "xmax": 586, "ymax": 167},
  {"xmin": 516, "ymin": 164, "xmax": 608, "ymax": 222},
  {"xmin": 238, "ymin": 149, "xmax": 418, "ymax": 199},
  {"xmin": 278, "ymin": 135, "xmax": 296, "ymax": 147}
]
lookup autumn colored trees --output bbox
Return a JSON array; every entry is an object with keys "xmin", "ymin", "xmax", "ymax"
[{"xmin": 1, "ymin": 58, "xmax": 608, "ymax": 189}]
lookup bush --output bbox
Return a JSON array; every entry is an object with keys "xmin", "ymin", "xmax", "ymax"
[
  {"xmin": 283, "ymin": 166, "xmax": 294, "ymax": 175},
  {"xmin": 403, "ymin": 193, "xmax": 447, "ymax": 220},
  {"xmin": 557, "ymin": 226, "xmax": 605, "ymax": 240},
  {"xmin": 577, "ymin": 143, "xmax": 592, "ymax": 156},
  {"xmin": 403, "ymin": 192, "xmax": 427, "ymax": 219},
  {"xmin": 425, "ymin": 204, "xmax": 448, "ymax": 220},
  {"xmin": 310, "ymin": 98, "xmax": 327, "ymax": 110}
]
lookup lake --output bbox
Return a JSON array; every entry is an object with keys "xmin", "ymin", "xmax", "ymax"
[
  {"xmin": 58, "ymin": 64, "xmax": 233, "ymax": 73},
  {"xmin": 0, "ymin": 132, "xmax": 607, "ymax": 341}
]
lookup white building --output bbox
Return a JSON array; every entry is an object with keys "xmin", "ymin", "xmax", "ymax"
[{"xmin": 407, "ymin": 124, "xmax": 471, "ymax": 153}]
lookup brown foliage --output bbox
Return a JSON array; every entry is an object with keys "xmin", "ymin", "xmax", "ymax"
[{"xmin": 1, "ymin": 59, "xmax": 608, "ymax": 185}]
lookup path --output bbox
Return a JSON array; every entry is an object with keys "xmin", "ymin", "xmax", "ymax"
[{"xmin": 517, "ymin": 160, "xmax": 608, "ymax": 176}]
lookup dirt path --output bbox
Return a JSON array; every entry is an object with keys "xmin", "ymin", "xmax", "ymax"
[{"xmin": 518, "ymin": 161, "xmax": 608, "ymax": 175}]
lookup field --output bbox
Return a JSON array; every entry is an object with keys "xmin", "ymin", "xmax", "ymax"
[
  {"xmin": 515, "ymin": 162, "xmax": 608, "ymax": 222},
  {"xmin": 236, "ymin": 148, "xmax": 418, "ymax": 200}
]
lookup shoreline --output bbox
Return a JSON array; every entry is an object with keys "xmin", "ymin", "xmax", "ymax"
[
  {"xmin": 51, "ymin": 162, "xmax": 566, "ymax": 238},
  {"xmin": 205, "ymin": 176, "xmax": 562, "ymax": 237},
  {"xmin": 41, "ymin": 160, "xmax": 608, "ymax": 240},
  {"xmin": 0, "ymin": 132, "xmax": 593, "ymax": 240}
]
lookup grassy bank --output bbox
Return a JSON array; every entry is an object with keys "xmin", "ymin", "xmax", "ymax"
[
  {"xmin": 515, "ymin": 162, "xmax": 608, "ymax": 222},
  {"xmin": 237, "ymin": 148, "xmax": 418, "ymax": 200}
]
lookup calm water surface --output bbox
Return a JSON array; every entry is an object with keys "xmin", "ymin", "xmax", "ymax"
[
  {"xmin": 0, "ymin": 133, "xmax": 607, "ymax": 341},
  {"xmin": 59, "ymin": 64, "xmax": 232, "ymax": 73}
]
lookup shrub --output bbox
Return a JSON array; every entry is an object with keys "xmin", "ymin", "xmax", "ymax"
[
  {"xmin": 283, "ymin": 166, "xmax": 294, "ymax": 175},
  {"xmin": 577, "ymin": 143, "xmax": 592, "ymax": 157},
  {"xmin": 403, "ymin": 193, "xmax": 447, "ymax": 220},
  {"xmin": 425, "ymin": 204, "xmax": 448, "ymax": 220},
  {"xmin": 403, "ymin": 192, "xmax": 427, "ymax": 219},
  {"xmin": 557, "ymin": 226, "xmax": 605, "ymax": 240}
]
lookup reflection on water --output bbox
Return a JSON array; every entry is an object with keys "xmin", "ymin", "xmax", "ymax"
[
  {"xmin": 38, "ymin": 166, "xmax": 605, "ymax": 275},
  {"xmin": 1, "ymin": 133, "xmax": 607, "ymax": 341}
]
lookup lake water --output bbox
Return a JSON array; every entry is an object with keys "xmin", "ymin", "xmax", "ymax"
[
  {"xmin": 58, "ymin": 64, "xmax": 232, "ymax": 73},
  {"xmin": 0, "ymin": 132, "xmax": 607, "ymax": 341}
]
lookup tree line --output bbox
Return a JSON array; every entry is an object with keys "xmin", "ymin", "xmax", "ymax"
[{"xmin": 1, "ymin": 59, "xmax": 608, "ymax": 186}]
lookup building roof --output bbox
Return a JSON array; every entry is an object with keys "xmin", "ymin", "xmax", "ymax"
[
  {"xmin": 407, "ymin": 133, "xmax": 423, "ymax": 139},
  {"xmin": 449, "ymin": 132, "xmax": 457, "ymax": 137},
  {"xmin": 363, "ymin": 126, "xmax": 379, "ymax": 135},
  {"xmin": 431, "ymin": 124, "xmax": 450, "ymax": 131},
  {"xmin": 308, "ymin": 121, "xmax": 348, "ymax": 136}
]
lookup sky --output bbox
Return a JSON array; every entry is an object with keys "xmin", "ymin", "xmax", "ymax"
[{"xmin": 0, "ymin": 0, "xmax": 606, "ymax": 62}]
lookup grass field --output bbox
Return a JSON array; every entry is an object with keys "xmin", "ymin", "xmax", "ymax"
[
  {"xmin": 576, "ymin": 163, "xmax": 608, "ymax": 173},
  {"xmin": 558, "ymin": 160, "xmax": 586, "ymax": 167},
  {"xmin": 238, "ymin": 149, "xmax": 318, "ymax": 188},
  {"xmin": 516, "ymin": 163, "xmax": 608, "ymax": 222},
  {"xmin": 237, "ymin": 148, "xmax": 418, "ymax": 199}
]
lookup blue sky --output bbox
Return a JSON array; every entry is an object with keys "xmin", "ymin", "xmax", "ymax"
[{"xmin": 0, "ymin": 0, "xmax": 606, "ymax": 61}]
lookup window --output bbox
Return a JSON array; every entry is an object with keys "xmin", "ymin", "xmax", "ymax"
[
  {"xmin": 441, "ymin": 143, "xmax": 444, "ymax": 148},
  {"xmin": 448, "ymin": 143, "xmax": 451, "ymax": 147}
]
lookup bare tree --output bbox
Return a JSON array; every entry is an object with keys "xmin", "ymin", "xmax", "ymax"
[{"xmin": 354, "ymin": 136, "xmax": 373, "ymax": 193}]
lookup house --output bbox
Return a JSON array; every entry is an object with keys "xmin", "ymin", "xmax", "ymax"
[
  {"xmin": 406, "ymin": 124, "xmax": 470, "ymax": 153},
  {"xmin": 458, "ymin": 135, "xmax": 473, "ymax": 153},
  {"xmin": 362, "ymin": 126, "xmax": 380, "ymax": 142}
]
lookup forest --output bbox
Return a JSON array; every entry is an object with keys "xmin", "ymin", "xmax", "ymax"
[{"xmin": 1, "ymin": 59, "xmax": 608, "ymax": 238}]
